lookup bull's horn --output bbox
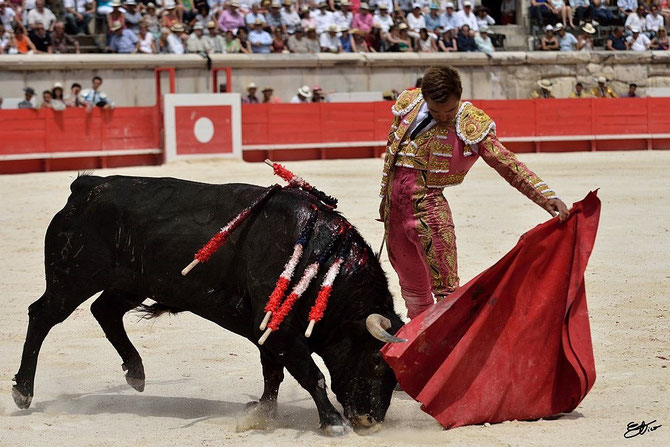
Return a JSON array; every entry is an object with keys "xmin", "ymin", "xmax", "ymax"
[{"xmin": 365, "ymin": 314, "xmax": 407, "ymax": 343}]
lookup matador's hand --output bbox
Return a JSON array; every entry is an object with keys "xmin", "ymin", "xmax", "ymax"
[
  {"xmin": 378, "ymin": 197, "xmax": 386, "ymax": 222},
  {"xmin": 545, "ymin": 198, "xmax": 569, "ymax": 223}
]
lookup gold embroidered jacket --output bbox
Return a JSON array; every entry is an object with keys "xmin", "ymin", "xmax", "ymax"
[{"xmin": 379, "ymin": 88, "xmax": 559, "ymax": 207}]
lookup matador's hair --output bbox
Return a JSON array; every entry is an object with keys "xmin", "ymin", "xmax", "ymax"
[{"xmin": 421, "ymin": 66, "xmax": 463, "ymax": 103}]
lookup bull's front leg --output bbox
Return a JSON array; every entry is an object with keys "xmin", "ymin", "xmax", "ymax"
[
  {"xmin": 246, "ymin": 349, "xmax": 284, "ymax": 418},
  {"xmin": 268, "ymin": 337, "xmax": 351, "ymax": 436}
]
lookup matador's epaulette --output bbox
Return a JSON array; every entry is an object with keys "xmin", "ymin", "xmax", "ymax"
[
  {"xmin": 391, "ymin": 88, "xmax": 423, "ymax": 117},
  {"xmin": 455, "ymin": 101, "xmax": 496, "ymax": 146}
]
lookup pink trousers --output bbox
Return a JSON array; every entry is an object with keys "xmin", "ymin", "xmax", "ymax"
[{"xmin": 387, "ymin": 168, "xmax": 459, "ymax": 319}]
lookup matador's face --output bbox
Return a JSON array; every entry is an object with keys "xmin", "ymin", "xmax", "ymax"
[{"xmin": 425, "ymin": 96, "xmax": 460, "ymax": 125}]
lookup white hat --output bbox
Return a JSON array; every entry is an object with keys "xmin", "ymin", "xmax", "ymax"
[
  {"xmin": 379, "ymin": 3, "xmax": 388, "ymax": 9},
  {"xmin": 545, "ymin": 24, "xmax": 554, "ymax": 31},
  {"xmin": 537, "ymin": 79, "xmax": 553, "ymax": 90},
  {"xmin": 340, "ymin": 25, "xmax": 349, "ymax": 32},
  {"xmin": 125, "ymin": 0, "xmax": 137, "ymax": 5},
  {"xmin": 165, "ymin": 0, "xmax": 176, "ymax": 9},
  {"xmin": 463, "ymin": 1, "xmax": 472, "ymax": 6},
  {"xmin": 110, "ymin": 0, "xmax": 122, "ymax": 7},
  {"xmin": 360, "ymin": 2, "xmax": 369, "ymax": 9},
  {"xmin": 554, "ymin": 23, "xmax": 563, "ymax": 31},
  {"xmin": 247, "ymin": 82, "xmax": 257, "ymax": 89},
  {"xmin": 230, "ymin": 0, "xmax": 240, "ymax": 7},
  {"xmin": 412, "ymin": 2, "xmax": 421, "ymax": 8},
  {"xmin": 328, "ymin": 24, "xmax": 339, "ymax": 32},
  {"xmin": 597, "ymin": 76, "xmax": 607, "ymax": 83},
  {"xmin": 298, "ymin": 85, "xmax": 312, "ymax": 98},
  {"xmin": 53, "ymin": 82, "xmax": 64, "ymax": 89},
  {"xmin": 631, "ymin": 26, "xmax": 640, "ymax": 33},
  {"xmin": 193, "ymin": 22, "xmax": 203, "ymax": 30},
  {"xmin": 110, "ymin": 22, "xmax": 123, "ymax": 31},
  {"xmin": 446, "ymin": 1, "xmax": 454, "ymax": 7},
  {"xmin": 271, "ymin": 1, "xmax": 280, "ymax": 7},
  {"xmin": 581, "ymin": 23, "xmax": 596, "ymax": 34}
]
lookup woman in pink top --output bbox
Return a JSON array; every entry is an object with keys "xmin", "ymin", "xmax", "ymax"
[{"xmin": 351, "ymin": 2, "xmax": 373, "ymax": 34}]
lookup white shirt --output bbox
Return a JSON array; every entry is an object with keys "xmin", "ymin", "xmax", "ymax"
[
  {"xmin": 333, "ymin": 10, "xmax": 353, "ymax": 30},
  {"xmin": 291, "ymin": 95, "xmax": 309, "ymax": 103},
  {"xmin": 405, "ymin": 101, "xmax": 437, "ymax": 139},
  {"xmin": 138, "ymin": 32, "xmax": 154, "ymax": 53},
  {"xmin": 319, "ymin": 32, "xmax": 341, "ymax": 52},
  {"xmin": 1, "ymin": 7, "xmax": 16, "ymax": 28},
  {"xmin": 373, "ymin": 13, "xmax": 394, "ymax": 33},
  {"xmin": 456, "ymin": 10, "xmax": 478, "ymax": 31},
  {"xmin": 313, "ymin": 10, "xmax": 334, "ymax": 34},
  {"xmin": 476, "ymin": 14, "xmax": 495, "ymax": 29},
  {"xmin": 627, "ymin": 33, "xmax": 650, "ymax": 51},
  {"xmin": 645, "ymin": 13, "xmax": 664, "ymax": 32},
  {"xmin": 407, "ymin": 13, "xmax": 426, "ymax": 33},
  {"xmin": 624, "ymin": 13, "xmax": 646, "ymax": 32},
  {"xmin": 63, "ymin": 0, "xmax": 88, "ymax": 14},
  {"xmin": 441, "ymin": 12, "xmax": 459, "ymax": 31},
  {"xmin": 281, "ymin": 9, "xmax": 301, "ymax": 34},
  {"xmin": 28, "ymin": 8, "xmax": 57, "ymax": 29},
  {"xmin": 167, "ymin": 33, "xmax": 184, "ymax": 54}
]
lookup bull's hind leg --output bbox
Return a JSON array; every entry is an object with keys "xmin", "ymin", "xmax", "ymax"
[
  {"xmin": 90, "ymin": 290, "xmax": 146, "ymax": 392},
  {"xmin": 13, "ymin": 287, "xmax": 98, "ymax": 409}
]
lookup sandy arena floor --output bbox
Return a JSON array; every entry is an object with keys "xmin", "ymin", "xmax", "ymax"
[{"xmin": 0, "ymin": 152, "xmax": 668, "ymax": 447}]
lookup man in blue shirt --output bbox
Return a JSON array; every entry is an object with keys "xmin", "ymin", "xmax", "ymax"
[
  {"xmin": 109, "ymin": 23, "xmax": 138, "ymax": 53},
  {"xmin": 425, "ymin": 3, "xmax": 441, "ymax": 32},
  {"xmin": 457, "ymin": 24, "xmax": 477, "ymax": 51},
  {"xmin": 249, "ymin": 18, "xmax": 273, "ymax": 53},
  {"xmin": 441, "ymin": 3, "xmax": 459, "ymax": 31},
  {"xmin": 555, "ymin": 23, "xmax": 577, "ymax": 51}
]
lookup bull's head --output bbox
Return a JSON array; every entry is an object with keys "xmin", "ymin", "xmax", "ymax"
[{"xmin": 322, "ymin": 313, "xmax": 405, "ymax": 431}]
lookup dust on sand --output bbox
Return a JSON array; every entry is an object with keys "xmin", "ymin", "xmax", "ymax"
[{"xmin": 1, "ymin": 152, "xmax": 668, "ymax": 446}]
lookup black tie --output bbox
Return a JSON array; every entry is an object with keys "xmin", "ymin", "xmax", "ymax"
[{"xmin": 410, "ymin": 112, "xmax": 433, "ymax": 140}]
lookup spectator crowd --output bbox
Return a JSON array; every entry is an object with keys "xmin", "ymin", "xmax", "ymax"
[
  {"xmin": 532, "ymin": 0, "xmax": 669, "ymax": 51},
  {"xmin": 531, "ymin": 77, "xmax": 641, "ymax": 98},
  {"xmin": 15, "ymin": 75, "xmax": 113, "ymax": 109},
  {"xmin": 0, "ymin": 0, "xmax": 508, "ymax": 55}
]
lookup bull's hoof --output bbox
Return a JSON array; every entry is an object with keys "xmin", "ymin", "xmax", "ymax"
[
  {"xmin": 321, "ymin": 423, "xmax": 352, "ymax": 437},
  {"xmin": 12, "ymin": 385, "xmax": 33, "ymax": 410},
  {"xmin": 236, "ymin": 401, "xmax": 277, "ymax": 432},
  {"xmin": 122, "ymin": 362, "xmax": 145, "ymax": 392}
]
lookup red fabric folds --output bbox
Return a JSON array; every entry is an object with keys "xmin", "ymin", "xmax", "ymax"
[{"xmin": 382, "ymin": 191, "xmax": 600, "ymax": 429}]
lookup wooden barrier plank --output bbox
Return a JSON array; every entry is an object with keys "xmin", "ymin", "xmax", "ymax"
[
  {"xmin": 0, "ymin": 109, "xmax": 47, "ymax": 154},
  {"xmin": 472, "ymin": 100, "xmax": 536, "ymax": 137},
  {"xmin": 534, "ymin": 98, "xmax": 593, "ymax": 136},
  {"xmin": 592, "ymin": 98, "xmax": 648, "ymax": 134},
  {"xmin": 266, "ymin": 103, "xmax": 322, "ymax": 144},
  {"xmin": 322, "ymin": 103, "xmax": 376, "ymax": 142},
  {"xmin": 101, "ymin": 107, "xmax": 160, "ymax": 150}
]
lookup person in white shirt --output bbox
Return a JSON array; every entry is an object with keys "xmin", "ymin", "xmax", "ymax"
[
  {"xmin": 373, "ymin": 4, "xmax": 394, "ymax": 32},
  {"xmin": 624, "ymin": 6, "xmax": 646, "ymax": 34},
  {"xmin": 475, "ymin": 6, "xmax": 495, "ymax": 30},
  {"xmin": 456, "ymin": 1, "xmax": 478, "ymax": 33},
  {"xmin": 136, "ymin": 22, "xmax": 156, "ymax": 53},
  {"xmin": 441, "ymin": 2, "xmax": 458, "ymax": 30},
  {"xmin": 0, "ymin": 3, "xmax": 17, "ymax": 29},
  {"xmin": 320, "ymin": 23, "xmax": 341, "ymax": 52},
  {"xmin": 313, "ymin": 2, "xmax": 334, "ymax": 34},
  {"xmin": 407, "ymin": 3, "xmax": 426, "ymax": 36},
  {"xmin": 280, "ymin": 0, "xmax": 301, "ymax": 34},
  {"xmin": 333, "ymin": 0, "xmax": 354, "ymax": 31},
  {"xmin": 167, "ymin": 23, "xmax": 185, "ymax": 54},
  {"xmin": 645, "ymin": 5, "xmax": 664, "ymax": 36},
  {"xmin": 291, "ymin": 85, "xmax": 312, "ymax": 103},
  {"xmin": 626, "ymin": 27, "xmax": 650, "ymax": 50},
  {"xmin": 27, "ymin": 0, "xmax": 56, "ymax": 31}
]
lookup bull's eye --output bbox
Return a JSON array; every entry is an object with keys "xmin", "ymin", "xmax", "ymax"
[{"xmin": 371, "ymin": 352, "xmax": 382, "ymax": 366}]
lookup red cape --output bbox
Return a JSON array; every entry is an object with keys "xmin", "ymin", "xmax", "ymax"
[{"xmin": 381, "ymin": 191, "xmax": 600, "ymax": 429}]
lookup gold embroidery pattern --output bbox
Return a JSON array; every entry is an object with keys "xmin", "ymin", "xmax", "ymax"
[{"xmin": 456, "ymin": 102, "xmax": 496, "ymax": 145}]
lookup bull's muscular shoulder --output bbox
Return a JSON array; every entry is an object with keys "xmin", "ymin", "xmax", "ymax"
[
  {"xmin": 391, "ymin": 88, "xmax": 423, "ymax": 117},
  {"xmin": 455, "ymin": 101, "xmax": 496, "ymax": 145}
]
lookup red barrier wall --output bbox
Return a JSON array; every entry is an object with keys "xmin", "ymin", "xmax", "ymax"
[
  {"xmin": 0, "ymin": 107, "xmax": 162, "ymax": 174},
  {"xmin": 2, "ymin": 98, "xmax": 668, "ymax": 174},
  {"xmin": 241, "ymin": 98, "xmax": 670, "ymax": 161}
]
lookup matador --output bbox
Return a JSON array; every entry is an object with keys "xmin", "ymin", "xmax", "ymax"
[{"xmin": 379, "ymin": 66, "xmax": 569, "ymax": 319}]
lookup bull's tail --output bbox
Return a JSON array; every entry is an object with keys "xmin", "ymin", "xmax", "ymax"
[{"xmin": 134, "ymin": 302, "xmax": 185, "ymax": 320}]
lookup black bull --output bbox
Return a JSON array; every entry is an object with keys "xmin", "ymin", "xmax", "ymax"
[{"xmin": 12, "ymin": 175, "xmax": 406, "ymax": 435}]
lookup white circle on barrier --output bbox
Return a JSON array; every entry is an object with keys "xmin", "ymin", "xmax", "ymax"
[{"xmin": 194, "ymin": 117, "xmax": 215, "ymax": 143}]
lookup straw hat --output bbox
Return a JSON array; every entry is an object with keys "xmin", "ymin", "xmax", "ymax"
[
  {"xmin": 110, "ymin": 0, "xmax": 122, "ymax": 7},
  {"xmin": 53, "ymin": 82, "xmax": 64, "ymax": 90},
  {"xmin": 379, "ymin": 3, "xmax": 388, "ymax": 9},
  {"xmin": 398, "ymin": 23, "xmax": 408, "ymax": 30},
  {"xmin": 230, "ymin": 0, "xmax": 240, "ymax": 7},
  {"xmin": 170, "ymin": 22, "xmax": 184, "ymax": 32},
  {"xmin": 581, "ymin": 23, "xmax": 596, "ymax": 34},
  {"xmin": 537, "ymin": 79, "xmax": 553, "ymax": 90},
  {"xmin": 360, "ymin": 2, "xmax": 369, "ymax": 9},
  {"xmin": 297, "ymin": 85, "xmax": 312, "ymax": 98},
  {"xmin": 446, "ymin": 2, "xmax": 454, "ymax": 8},
  {"xmin": 328, "ymin": 24, "xmax": 339, "ymax": 32},
  {"xmin": 110, "ymin": 22, "xmax": 123, "ymax": 31},
  {"xmin": 247, "ymin": 82, "xmax": 258, "ymax": 89},
  {"xmin": 207, "ymin": 21, "xmax": 216, "ymax": 28},
  {"xmin": 597, "ymin": 76, "xmax": 607, "ymax": 84},
  {"xmin": 554, "ymin": 23, "xmax": 564, "ymax": 31},
  {"xmin": 193, "ymin": 22, "xmax": 204, "ymax": 30}
]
